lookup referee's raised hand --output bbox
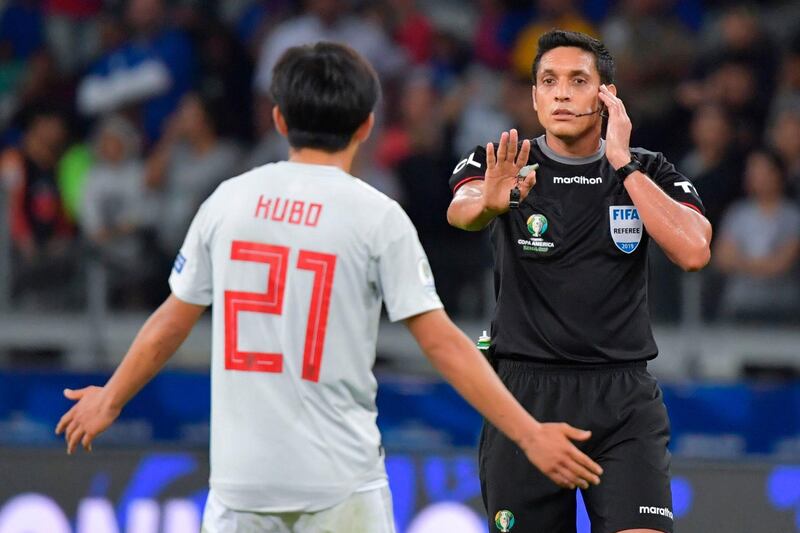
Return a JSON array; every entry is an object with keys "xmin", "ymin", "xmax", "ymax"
[
  {"xmin": 483, "ymin": 128, "xmax": 535, "ymax": 214},
  {"xmin": 519, "ymin": 422, "xmax": 603, "ymax": 490}
]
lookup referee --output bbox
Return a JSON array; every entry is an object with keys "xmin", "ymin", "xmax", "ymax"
[{"xmin": 447, "ymin": 30, "xmax": 711, "ymax": 533}]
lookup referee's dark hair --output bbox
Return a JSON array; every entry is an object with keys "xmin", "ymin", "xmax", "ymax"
[
  {"xmin": 270, "ymin": 42, "xmax": 380, "ymax": 152},
  {"xmin": 532, "ymin": 30, "xmax": 616, "ymax": 85}
]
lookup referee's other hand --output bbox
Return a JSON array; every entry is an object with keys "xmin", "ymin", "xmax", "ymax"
[{"xmin": 519, "ymin": 422, "xmax": 602, "ymax": 490}]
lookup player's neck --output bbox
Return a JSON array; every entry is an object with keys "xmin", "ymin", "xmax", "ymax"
[
  {"xmin": 288, "ymin": 146, "xmax": 357, "ymax": 174},
  {"xmin": 544, "ymin": 130, "xmax": 602, "ymax": 159}
]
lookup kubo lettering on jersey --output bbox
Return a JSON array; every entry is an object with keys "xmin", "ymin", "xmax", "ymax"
[
  {"xmin": 254, "ymin": 195, "xmax": 323, "ymax": 227},
  {"xmin": 609, "ymin": 206, "xmax": 642, "ymax": 254}
]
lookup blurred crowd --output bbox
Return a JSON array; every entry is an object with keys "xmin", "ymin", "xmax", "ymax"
[{"xmin": 1, "ymin": 0, "xmax": 800, "ymax": 323}]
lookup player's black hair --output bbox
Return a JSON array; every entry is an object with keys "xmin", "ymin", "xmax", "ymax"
[
  {"xmin": 269, "ymin": 42, "xmax": 380, "ymax": 152},
  {"xmin": 532, "ymin": 30, "xmax": 615, "ymax": 85}
]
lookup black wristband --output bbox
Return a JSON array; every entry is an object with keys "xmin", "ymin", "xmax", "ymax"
[{"xmin": 614, "ymin": 154, "xmax": 643, "ymax": 182}]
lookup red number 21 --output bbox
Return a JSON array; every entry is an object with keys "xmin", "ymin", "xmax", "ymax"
[{"xmin": 224, "ymin": 240, "xmax": 336, "ymax": 382}]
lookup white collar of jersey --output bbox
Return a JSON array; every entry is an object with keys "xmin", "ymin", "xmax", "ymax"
[{"xmin": 535, "ymin": 135, "xmax": 606, "ymax": 166}]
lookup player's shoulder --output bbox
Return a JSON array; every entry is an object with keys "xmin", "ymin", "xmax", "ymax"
[
  {"xmin": 350, "ymin": 175, "xmax": 398, "ymax": 205},
  {"xmin": 196, "ymin": 164, "xmax": 277, "ymax": 216}
]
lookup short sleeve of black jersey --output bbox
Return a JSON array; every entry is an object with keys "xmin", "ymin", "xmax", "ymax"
[
  {"xmin": 641, "ymin": 150, "xmax": 706, "ymax": 216},
  {"xmin": 449, "ymin": 145, "xmax": 487, "ymax": 193}
]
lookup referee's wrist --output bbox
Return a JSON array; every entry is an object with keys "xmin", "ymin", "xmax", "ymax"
[{"xmin": 607, "ymin": 150, "xmax": 632, "ymax": 170}]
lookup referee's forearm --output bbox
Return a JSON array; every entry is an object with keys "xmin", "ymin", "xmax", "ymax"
[
  {"xmin": 625, "ymin": 172, "xmax": 712, "ymax": 271},
  {"xmin": 447, "ymin": 197, "xmax": 498, "ymax": 231}
]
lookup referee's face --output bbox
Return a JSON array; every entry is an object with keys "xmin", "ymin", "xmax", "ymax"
[{"xmin": 532, "ymin": 46, "xmax": 605, "ymax": 141}]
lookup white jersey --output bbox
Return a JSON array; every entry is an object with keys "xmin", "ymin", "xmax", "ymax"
[{"xmin": 169, "ymin": 161, "xmax": 442, "ymax": 513}]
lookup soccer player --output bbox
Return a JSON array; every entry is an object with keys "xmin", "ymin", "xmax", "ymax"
[
  {"xmin": 448, "ymin": 30, "xmax": 712, "ymax": 533},
  {"xmin": 56, "ymin": 42, "xmax": 602, "ymax": 532}
]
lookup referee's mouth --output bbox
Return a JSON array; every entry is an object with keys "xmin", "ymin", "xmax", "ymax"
[{"xmin": 552, "ymin": 108, "xmax": 577, "ymax": 120}]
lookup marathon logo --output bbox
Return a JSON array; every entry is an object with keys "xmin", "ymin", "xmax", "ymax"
[
  {"xmin": 639, "ymin": 506, "xmax": 674, "ymax": 520},
  {"xmin": 609, "ymin": 205, "xmax": 642, "ymax": 254},
  {"xmin": 553, "ymin": 175, "xmax": 602, "ymax": 185}
]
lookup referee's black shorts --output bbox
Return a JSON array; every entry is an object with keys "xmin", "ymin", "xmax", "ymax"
[{"xmin": 480, "ymin": 359, "xmax": 673, "ymax": 533}]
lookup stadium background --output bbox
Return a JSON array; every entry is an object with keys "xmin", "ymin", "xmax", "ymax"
[{"xmin": 1, "ymin": 0, "xmax": 800, "ymax": 531}]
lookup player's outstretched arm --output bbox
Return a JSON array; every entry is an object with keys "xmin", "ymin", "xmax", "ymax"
[
  {"xmin": 55, "ymin": 294, "xmax": 206, "ymax": 454},
  {"xmin": 447, "ymin": 128, "xmax": 535, "ymax": 231},
  {"xmin": 405, "ymin": 309, "xmax": 603, "ymax": 490}
]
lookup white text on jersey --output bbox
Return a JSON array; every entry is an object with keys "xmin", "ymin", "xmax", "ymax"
[
  {"xmin": 673, "ymin": 180, "xmax": 698, "ymax": 195},
  {"xmin": 452, "ymin": 152, "xmax": 482, "ymax": 174},
  {"xmin": 552, "ymin": 176, "xmax": 603, "ymax": 185},
  {"xmin": 254, "ymin": 195, "xmax": 323, "ymax": 227}
]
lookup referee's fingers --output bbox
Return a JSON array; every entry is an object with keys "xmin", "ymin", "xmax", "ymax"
[
  {"xmin": 516, "ymin": 139, "xmax": 531, "ymax": 168},
  {"xmin": 486, "ymin": 142, "xmax": 496, "ymax": 168},
  {"xmin": 497, "ymin": 131, "xmax": 508, "ymax": 161},
  {"xmin": 508, "ymin": 129, "xmax": 518, "ymax": 161}
]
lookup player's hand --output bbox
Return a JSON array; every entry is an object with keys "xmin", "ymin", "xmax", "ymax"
[
  {"xmin": 519, "ymin": 422, "xmax": 603, "ymax": 490},
  {"xmin": 55, "ymin": 386, "xmax": 121, "ymax": 454},
  {"xmin": 483, "ymin": 128, "xmax": 534, "ymax": 215},
  {"xmin": 598, "ymin": 85, "xmax": 633, "ymax": 170}
]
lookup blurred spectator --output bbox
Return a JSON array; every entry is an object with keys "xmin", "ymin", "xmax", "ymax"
[
  {"xmin": 76, "ymin": 0, "xmax": 194, "ymax": 143},
  {"xmin": 679, "ymin": 104, "xmax": 743, "ymax": 228},
  {"xmin": 677, "ymin": 5, "xmax": 777, "ymax": 144},
  {"xmin": 706, "ymin": 58, "xmax": 765, "ymax": 150},
  {"xmin": 378, "ymin": 70, "xmax": 489, "ymax": 316},
  {"xmin": 194, "ymin": 19, "xmax": 254, "ymax": 141},
  {"xmin": 714, "ymin": 149, "xmax": 800, "ymax": 322},
  {"xmin": 253, "ymin": 0, "xmax": 407, "ymax": 94},
  {"xmin": 452, "ymin": 66, "xmax": 513, "ymax": 159},
  {"xmin": 233, "ymin": 0, "xmax": 292, "ymax": 59},
  {"xmin": 500, "ymin": 73, "xmax": 544, "ymax": 140},
  {"xmin": 511, "ymin": 0, "xmax": 597, "ymax": 79},
  {"xmin": 0, "ymin": 1, "xmax": 45, "ymax": 61},
  {"xmin": 146, "ymin": 92, "xmax": 242, "ymax": 256},
  {"xmin": 366, "ymin": 0, "xmax": 433, "ymax": 65},
  {"xmin": 389, "ymin": 0, "xmax": 433, "ymax": 65},
  {"xmin": 472, "ymin": 0, "xmax": 513, "ymax": 71},
  {"xmin": 707, "ymin": 6, "xmax": 777, "ymax": 90},
  {"xmin": 1, "ymin": 49, "xmax": 76, "ymax": 143},
  {"xmin": 56, "ymin": 142, "xmax": 92, "ymax": 223},
  {"xmin": 0, "ymin": 107, "xmax": 76, "ymax": 308},
  {"xmin": 769, "ymin": 109, "xmax": 800, "ymax": 197},
  {"xmin": 81, "ymin": 114, "xmax": 156, "ymax": 307},
  {"xmin": 43, "ymin": 0, "xmax": 103, "ymax": 73},
  {"xmin": 602, "ymin": 0, "xmax": 693, "ymax": 150},
  {"xmin": 767, "ymin": 35, "xmax": 800, "ymax": 124},
  {"xmin": 428, "ymin": 28, "xmax": 473, "ymax": 93}
]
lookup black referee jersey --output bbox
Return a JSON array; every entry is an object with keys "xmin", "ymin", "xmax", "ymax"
[{"xmin": 449, "ymin": 135, "xmax": 706, "ymax": 364}]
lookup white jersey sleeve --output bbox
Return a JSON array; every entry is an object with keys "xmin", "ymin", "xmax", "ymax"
[
  {"xmin": 168, "ymin": 200, "xmax": 213, "ymax": 306},
  {"xmin": 373, "ymin": 202, "xmax": 442, "ymax": 322}
]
